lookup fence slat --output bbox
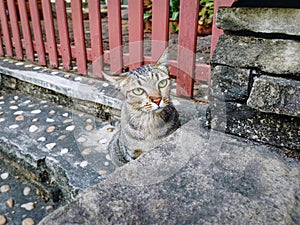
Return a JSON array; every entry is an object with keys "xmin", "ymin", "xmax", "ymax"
[
  {"xmin": 151, "ymin": 0, "xmax": 169, "ymax": 62},
  {"xmin": 0, "ymin": 0, "xmax": 13, "ymax": 56},
  {"xmin": 107, "ymin": 0, "xmax": 123, "ymax": 73},
  {"xmin": 17, "ymin": 0, "xmax": 34, "ymax": 61},
  {"xmin": 128, "ymin": 0, "xmax": 143, "ymax": 70},
  {"xmin": 0, "ymin": 33, "xmax": 3, "ymax": 55},
  {"xmin": 42, "ymin": 0, "xmax": 58, "ymax": 67},
  {"xmin": 176, "ymin": 0, "xmax": 199, "ymax": 97},
  {"xmin": 29, "ymin": 0, "xmax": 46, "ymax": 65},
  {"xmin": 71, "ymin": 0, "xmax": 87, "ymax": 74},
  {"xmin": 88, "ymin": 0, "xmax": 104, "ymax": 78},
  {"xmin": 7, "ymin": 1, "xmax": 23, "ymax": 60},
  {"xmin": 56, "ymin": 0, "xmax": 71, "ymax": 70}
]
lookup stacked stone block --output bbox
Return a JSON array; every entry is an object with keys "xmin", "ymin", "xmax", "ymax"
[{"xmin": 209, "ymin": 7, "xmax": 300, "ymax": 151}]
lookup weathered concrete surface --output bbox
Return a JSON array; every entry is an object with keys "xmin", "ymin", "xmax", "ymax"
[
  {"xmin": 40, "ymin": 120, "xmax": 300, "ymax": 225},
  {"xmin": 217, "ymin": 8, "xmax": 300, "ymax": 36},
  {"xmin": 211, "ymin": 65, "xmax": 251, "ymax": 102},
  {"xmin": 211, "ymin": 35, "xmax": 300, "ymax": 75},
  {"xmin": 209, "ymin": 101, "xmax": 300, "ymax": 151},
  {"xmin": 247, "ymin": 75, "xmax": 300, "ymax": 118}
]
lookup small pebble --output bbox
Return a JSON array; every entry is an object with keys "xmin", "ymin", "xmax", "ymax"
[
  {"xmin": 63, "ymin": 74, "xmax": 70, "ymax": 78},
  {"xmin": 31, "ymin": 109, "xmax": 41, "ymax": 114},
  {"xmin": 74, "ymin": 76, "xmax": 82, "ymax": 81},
  {"xmin": 46, "ymin": 126, "xmax": 56, "ymax": 133},
  {"xmin": 107, "ymin": 127, "xmax": 115, "ymax": 132},
  {"xmin": 37, "ymin": 137, "xmax": 46, "ymax": 142},
  {"xmin": 32, "ymin": 118, "xmax": 39, "ymax": 123},
  {"xmin": 29, "ymin": 125, "xmax": 38, "ymax": 133},
  {"xmin": 46, "ymin": 118, "xmax": 55, "ymax": 123},
  {"xmin": 77, "ymin": 136, "xmax": 87, "ymax": 143},
  {"xmin": 0, "ymin": 101, "xmax": 4, "ymax": 105},
  {"xmin": 23, "ymin": 187, "xmax": 31, "ymax": 196},
  {"xmin": 13, "ymin": 111, "xmax": 23, "ymax": 115},
  {"xmin": 103, "ymin": 82, "xmax": 109, "ymax": 87},
  {"xmin": 40, "ymin": 100, "xmax": 47, "ymax": 104},
  {"xmin": 57, "ymin": 135, "xmax": 67, "ymax": 141},
  {"xmin": 49, "ymin": 110, "xmax": 56, "ymax": 115},
  {"xmin": 0, "ymin": 111, "xmax": 4, "ymax": 115},
  {"xmin": 27, "ymin": 104, "xmax": 36, "ymax": 108},
  {"xmin": 6, "ymin": 198, "xmax": 14, "ymax": 208},
  {"xmin": 14, "ymin": 96, "xmax": 19, "ymax": 100},
  {"xmin": 15, "ymin": 115, "xmax": 25, "ymax": 121},
  {"xmin": 9, "ymin": 124, "xmax": 19, "ymax": 129},
  {"xmin": 0, "ymin": 185, "xmax": 11, "ymax": 193},
  {"xmin": 66, "ymin": 125, "xmax": 75, "ymax": 131},
  {"xmin": 51, "ymin": 71, "xmax": 59, "ymax": 75},
  {"xmin": 63, "ymin": 119, "xmax": 73, "ymax": 124},
  {"xmin": 98, "ymin": 170, "xmax": 107, "ymax": 175},
  {"xmin": 21, "ymin": 202, "xmax": 35, "ymax": 211},
  {"xmin": 105, "ymin": 154, "xmax": 111, "ymax": 161},
  {"xmin": 60, "ymin": 148, "xmax": 69, "ymax": 155},
  {"xmin": 62, "ymin": 113, "xmax": 68, "ymax": 117},
  {"xmin": 22, "ymin": 217, "xmax": 35, "ymax": 225},
  {"xmin": 9, "ymin": 106, "xmax": 18, "ymax": 110},
  {"xmin": 0, "ymin": 215, "xmax": 7, "ymax": 225},
  {"xmin": 45, "ymin": 205, "xmax": 54, "ymax": 211},
  {"xmin": 45, "ymin": 143, "xmax": 56, "ymax": 150},
  {"xmin": 9, "ymin": 100, "xmax": 16, "ymax": 104},
  {"xmin": 0, "ymin": 118, "xmax": 4, "ymax": 123},
  {"xmin": 33, "ymin": 66, "xmax": 41, "ymax": 70},
  {"xmin": 104, "ymin": 161, "xmax": 110, "ymax": 166},
  {"xmin": 82, "ymin": 148, "xmax": 92, "ymax": 155},
  {"xmin": 86, "ymin": 118, "xmax": 93, "ymax": 123},
  {"xmin": 24, "ymin": 64, "xmax": 34, "ymax": 68},
  {"xmin": 85, "ymin": 124, "xmax": 94, "ymax": 131},
  {"xmin": 80, "ymin": 161, "xmax": 88, "ymax": 168},
  {"xmin": 1, "ymin": 172, "xmax": 9, "ymax": 180},
  {"xmin": 0, "ymin": 96, "xmax": 3, "ymax": 100}
]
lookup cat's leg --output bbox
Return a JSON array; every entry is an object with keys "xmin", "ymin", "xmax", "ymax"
[{"xmin": 108, "ymin": 131, "xmax": 128, "ymax": 167}]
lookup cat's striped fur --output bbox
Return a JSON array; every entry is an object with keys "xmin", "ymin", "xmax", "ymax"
[{"xmin": 103, "ymin": 50, "xmax": 180, "ymax": 166}]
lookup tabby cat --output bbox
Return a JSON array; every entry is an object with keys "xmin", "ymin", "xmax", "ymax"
[{"xmin": 103, "ymin": 50, "xmax": 180, "ymax": 166}]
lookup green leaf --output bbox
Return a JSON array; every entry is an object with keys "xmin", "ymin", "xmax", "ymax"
[{"xmin": 144, "ymin": 12, "xmax": 152, "ymax": 20}]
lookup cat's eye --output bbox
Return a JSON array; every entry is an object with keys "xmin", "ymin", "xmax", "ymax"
[
  {"xmin": 158, "ymin": 79, "xmax": 168, "ymax": 88},
  {"xmin": 132, "ymin": 88, "xmax": 145, "ymax": 95}
]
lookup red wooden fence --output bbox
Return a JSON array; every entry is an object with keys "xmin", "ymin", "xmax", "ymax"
[{"xmin": 0, "ymin": 0, "xmax": 236, "ymax": 98}]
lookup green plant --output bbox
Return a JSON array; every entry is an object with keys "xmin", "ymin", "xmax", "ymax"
[
  {"xmin": 198, "ymin": 0, "xmax": 214, "ymax": 27},
  {"xmin": 169, "ymin": 0, "xmax": 180, "ymax": 32}
]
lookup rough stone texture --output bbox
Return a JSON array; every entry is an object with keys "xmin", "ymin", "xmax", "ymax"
[
  {"xmin": 209, "ymin": 101, "xmax": 300, "ymax": 151},
  {"xmin": 211, "ymin": 35, "xmax": 300, "ymax": 75},
  {"xmin": 211, "ymin": 65, "xmax": 251, "ymax": 102},
  {"xmin": 40, "ymin": 120, "xmax": 300, "ymax": 225},
  {"xmin": 217, "ymin": 8, "xmax": 300, "ymax": 36},
  {"xmin": 247, "ymin": 75, "xmax": 300, "ymax": 118}
]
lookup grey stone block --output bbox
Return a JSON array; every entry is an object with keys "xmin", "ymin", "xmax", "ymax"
[
  {"xmin": 209, "ymin": 101, "xmax": 300, "ymax": 150},
  {"xmin": 211, "ymin": 65, "xmax": 251, "ymax": 102},
  {"xmin": 247, "ymin": 75, "xmax": 300, "ymax": 118},
  {"xmin": 217, "ymin": 8, "xmax": 300, "ymax": 36},
  {"xmin": 212, "ymin": 35, "xmax": 300, "ymax": 75},
  {"xmin": 40, "ymin": 120, "xmax": 300, "ymax": 225}
]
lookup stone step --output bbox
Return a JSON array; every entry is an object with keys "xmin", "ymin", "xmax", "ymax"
[{"xmin": 0, "ymin": 90, "xmax": 117, "ymax": 201}]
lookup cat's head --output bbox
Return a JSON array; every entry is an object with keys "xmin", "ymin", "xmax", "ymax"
[{"xmin": 103, "ymin": 50, "xmax": 171, "ymax": 113}]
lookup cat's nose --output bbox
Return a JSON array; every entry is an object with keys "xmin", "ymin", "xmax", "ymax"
[{"xmin": 149, "ymin": 96, "xmax": 162, "ymax": 105}]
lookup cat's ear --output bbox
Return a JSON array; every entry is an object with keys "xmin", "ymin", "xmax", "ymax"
[
  {"xmin": 154, "ymin": 48, "xmax": 169, "ymax": 74},
  {"xmin": 102, "ymin": 71, "xmax": 130, "ymax": 91}
]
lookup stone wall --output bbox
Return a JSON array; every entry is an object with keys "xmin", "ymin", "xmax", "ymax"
[{"xmin": 209, "ymin": 7, "xmax": 300, "ymax": 151}]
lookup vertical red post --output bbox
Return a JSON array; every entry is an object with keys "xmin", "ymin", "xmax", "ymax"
[
  {"xmin": 128, "ymin": 0, "xmax": 143, "ymax": 70},
  {"xmin": 42, "ymin": 0, "xmax": 58, "ymax": 68},
  {"xmin": 176, "ymin": 0, "xmax": 199, "ymax": 97},
  {"xmin": 0, "ymin": 0, "xmax": 13, "ymax": 56},
  {"xmin": 88, "ymin": 0, "xmax": 104, "ymax": 78},
  {"xmin": 71, "ymin": 0, "xmax": 87, "ymax": 74},
  {"xmin": 151, "ymin": 0, "xmax": 169, "ymax": 62},
  {"xmin": 56, "ymin": 0, "xmax": 71, "ymax": 70},
  {"xmin": 7, "ymin": 1, "xmax": 23, "ymax": 60},
  {"xmin": 17, "ymin": 0, "xmax": 34, "ymax": 61},
  {"xmin": 107, "ymin": 0, "xmax": 123, "ymax": 73},
  {"xmin": 29, "ymin": 0, "xmax": 46, "ymax": 65},
  {"xmin": 0, "ymin": 34, "xmax": 3, "ymax": 56},
  {"xmin": 210, "ymin": 0, "xmax": 237, "ymax": 56}
]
